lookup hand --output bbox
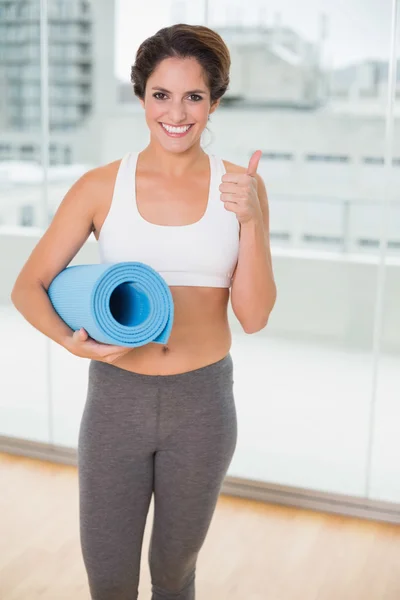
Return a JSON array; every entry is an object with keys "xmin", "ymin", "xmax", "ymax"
[
  {"xmin": 64, "ymin": 328, "xmax": 133, "ymax": 363},
  {"xmin": 219, "ymin": 150, "xmax": 263, "ymax": 225}
]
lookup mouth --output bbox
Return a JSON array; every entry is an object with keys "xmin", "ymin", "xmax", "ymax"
[{"xmin": 159, "ymin": 122, "xmax": 194, "ymax": 138}]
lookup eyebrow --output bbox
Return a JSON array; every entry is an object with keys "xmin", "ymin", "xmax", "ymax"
[{"xmin": 151, "ymin": 86, "xmax": 207, "ymax": 94}]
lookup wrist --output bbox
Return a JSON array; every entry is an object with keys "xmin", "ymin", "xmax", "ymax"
[{"xmin": 240, "ymin": 213, "xmax": 263, "ymax": 229}]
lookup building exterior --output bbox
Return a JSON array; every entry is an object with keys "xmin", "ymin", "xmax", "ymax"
[
  {"xmin": 0, "ymin": 0, "xmax": 119, "ymax": 166},
  {"xmin": 0, "ymin": 0, "xmax": 93, "ymax": 164},
  {"xmin": 217, "ymin": 24, "xmax": 325, "ymax": 108},
  {"xmin": 0, "ymin": 0, "xmax": 92, "ymax": 131}
]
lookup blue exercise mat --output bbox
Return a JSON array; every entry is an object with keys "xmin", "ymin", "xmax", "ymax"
[{"xmin": 47, "ymin": 262, "xmax": 174, "ymax": 347}]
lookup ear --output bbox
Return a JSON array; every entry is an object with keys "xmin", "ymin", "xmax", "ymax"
[
  {"xmin": 138, "ymin": 97, "xmax": 145, "ymax": 110},
  {"xmin": 209, "ymin": 99, "xmax": 220, "ymax": 115}
]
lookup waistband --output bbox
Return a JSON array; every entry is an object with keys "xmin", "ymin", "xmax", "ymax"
[{"xmin": 89, "ymin": 352, "xmax": 233, "ymax": 384}]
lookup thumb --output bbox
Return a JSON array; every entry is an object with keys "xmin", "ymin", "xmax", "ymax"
[
  {"xmin": 75, "ymin": 327, "xmax": 88, "ymax": 341},
  {"xmin": 247, "ymin": 150, "xmax": 262, "ymax": 177}
]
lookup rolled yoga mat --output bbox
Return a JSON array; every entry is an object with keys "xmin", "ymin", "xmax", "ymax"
[{"xmin": 48, "ymin": 261, "xmax": 174, "ymax": 347}]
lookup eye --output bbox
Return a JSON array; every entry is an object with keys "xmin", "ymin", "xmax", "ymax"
[{"xmin": 152, "ymin": 92, "xmax": 203, "ymax": 102}]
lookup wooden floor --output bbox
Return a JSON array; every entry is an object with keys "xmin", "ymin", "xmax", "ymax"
[{"xmin": 1, "ymin": 453, "xmax": 400, "ymax": 600}]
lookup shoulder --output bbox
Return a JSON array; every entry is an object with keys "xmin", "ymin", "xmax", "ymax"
[
  {"xmin": 65, "ymin": 159, "xmax": 122, "ymax": 214},
  {"xmin": 76, "ymin": 158, "xmax": 122, "ymax": 192},
  {"xmin": 60, "ymin": 158, "xmax": 123, "ymax": 228}
]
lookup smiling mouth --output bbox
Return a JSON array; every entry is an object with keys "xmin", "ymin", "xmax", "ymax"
[{"xmin": 159, "ymin": 122, "xmax": 194, "ymax": 136}]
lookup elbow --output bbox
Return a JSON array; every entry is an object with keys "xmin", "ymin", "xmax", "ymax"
[
  {"xmin": 241, "ymin": 296, "xmax": 277, "ymax": 334},
  {"xmin": 236, "ymin": 285, "xmax": 277, "ymax": 334},
  {"xmin": 10, "ymin": 283, "xmax": 23, "ymax": 310},
  {"xmin": 10, "ymin": 276, "xmax": 34, "ymax": 308},
  {"xmin": 242, "ymin": 315, "xmax": 269, "ymax": 334},
  {"xmin": 10, "ymin": 282, "xmax": 19, "ymax": 306},
  {"xmin": 11, "ymin": 273, "xmax": 25, "ymax": 305}
]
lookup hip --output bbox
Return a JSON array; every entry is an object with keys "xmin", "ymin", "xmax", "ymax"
[
  {"xmin": 85, "ymin": 351, "xmax": 235, "ymax": 420},
  {"xmin": 80, "ymin": 351, "xmax": 236, "ymax": 458}
]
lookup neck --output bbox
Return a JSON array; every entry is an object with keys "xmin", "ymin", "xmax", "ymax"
[{"xmin": 139, "ymin": 141, "xmax": 207, "ymax": 177}]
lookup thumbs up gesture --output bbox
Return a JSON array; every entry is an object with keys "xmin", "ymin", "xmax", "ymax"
[{"xmin": 219, "ymin": 150, "xmax": 263, "ymax": 225}]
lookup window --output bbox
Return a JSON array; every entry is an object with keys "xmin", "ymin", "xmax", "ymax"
[
  {"xmin": 303, "ymin": 234, "xmax": 343, "ymax": 245},
  {"xmin": 363, "ymin": 157, "xmax": 384, "ymax": 165},
  {"xmin": 270, "ymin": 231, "xmax": 291, "ymax": 241},
  {"xmin": 261, "ymin": 152, "xmax": 294, "ymax": 161},
  {"xmin": 64, "ymin": 146, "xmax": 72, "ymax": 163},
  {"xmin": 306, "ymin": 154, "xmax": 350, "ymax": 163},
  {"xmin": 20, "ymin": 144, "xmax": 35, "ymax": 153},
  {"xmin": 20, "ymin": 205, "xmax": 35, "ymax": 226}
]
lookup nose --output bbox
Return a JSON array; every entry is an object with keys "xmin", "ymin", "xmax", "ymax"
[{"xmin": 167, "ymin": 100, "xmax": 188, "ymax": 124}]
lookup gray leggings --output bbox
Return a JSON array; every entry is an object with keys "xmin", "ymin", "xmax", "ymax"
[{"xmin": 77, "ymin": 353, "xmax": 237, "ymax": 600}]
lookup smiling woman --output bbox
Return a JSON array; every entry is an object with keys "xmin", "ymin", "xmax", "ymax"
[{"xmin": 10, "ymin": 21, "xmax": 275, "ymax": 600}]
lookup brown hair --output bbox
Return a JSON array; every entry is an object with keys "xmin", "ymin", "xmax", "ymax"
[{"xmin": 130, "ymin": 23, "xmax": 231, "ymax": 106}]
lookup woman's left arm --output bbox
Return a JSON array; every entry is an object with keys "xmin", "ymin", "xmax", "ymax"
[{"xmin": 220, "ymin": 151, "xmax": 277, "ymax": 333}]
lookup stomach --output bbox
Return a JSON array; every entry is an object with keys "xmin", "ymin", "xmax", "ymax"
[{"xmin": 110, "ymin": 286, "xmax": 233, "ymax": 375}]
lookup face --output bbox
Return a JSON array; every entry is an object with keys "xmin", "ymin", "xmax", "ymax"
[{"xmin": 139, "ymin": 56, "xmax": 220, "ymax": 152}]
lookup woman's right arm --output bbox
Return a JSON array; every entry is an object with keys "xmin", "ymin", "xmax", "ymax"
[{"xmin": 10, "ymin": 166, "xmax": 131, "ymax": 362}]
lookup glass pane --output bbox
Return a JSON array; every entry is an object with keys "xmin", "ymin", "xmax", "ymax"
[
  {"xmin": 368, "ymin": 113, "xmax": 400, "ymax": 504},
  {"xmin": 7, "ymin": 0, "xmax": 398, "ymax": 510},
  {"xmin": 0, "ymin": 0, "xmax": 50, "ymax": 442},
  {"xmin": 204, "ymin": 0, "xmax": 396, "ymax": 500},
  {"xmin": 46, "ymin": 0, "xmax": 99, "ymax": 448}
]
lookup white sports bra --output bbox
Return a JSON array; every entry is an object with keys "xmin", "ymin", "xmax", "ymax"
[{"xmin": 97, "ymin": 151, "xmax": 240, "ymax": 288}]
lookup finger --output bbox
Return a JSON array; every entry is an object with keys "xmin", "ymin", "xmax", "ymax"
[
  {"xmin": 221, "ymin": 172, "xmax": 248, "ymax": 184},
  {"xmin": 102, "ymin": 342, "xmax": 127, "ymax": 351},
  {"xmin": 79, "ymin": 339, "xmax": 114, "ymax": 354},
  {"xmin": 73, "ymin": 328, "xmax": 86, "ymax": 339},
  {"xmin": 223, "ymin": 201, "xmax": 238, "ymax": 213},
  {"xmin": 90, "ymin": 342, "xmax": 122, "ymax": 354},
  {"xmin": 220, "ymin": 193, "xmax": 239, "ymax": 204},
  {"xmin": 219, "ymin": 182, "xmax": 245, "ymax": 194},
  {"xmin": 102, "ymin": 348, "xmax": 130, "ymax": 363},
  {"xmin": 106, "ymin": 352, "xmax": 128, "ymax": 364},
  {"xmin": 73, "ymin": 329, "xmax": 84, "ymax": 342},
  {"xmin": 247, "ymin": 150, "xmax": 262, "ymax": 177},
  {"xmin": 100, "ymin": 344, "xmax": 129, "ymax": 355}
]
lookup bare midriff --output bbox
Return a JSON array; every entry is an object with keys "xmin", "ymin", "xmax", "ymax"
[{"xmin": 111, "ymin": 286, "xmax": 232, "ymax": 375}]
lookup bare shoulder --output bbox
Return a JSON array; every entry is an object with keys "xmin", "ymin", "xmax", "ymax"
[
  {"xmin": 70, "ymin": 158, "xmax": 122, "ymax": 236},
  {"xmin": 77, "ymin": 158, "xmax": 121, "ymax": 194}
]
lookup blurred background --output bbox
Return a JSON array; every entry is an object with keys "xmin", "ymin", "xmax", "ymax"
[{"xmin": 1, "ymin": 0, "xmax": 400, "ymax": 598}]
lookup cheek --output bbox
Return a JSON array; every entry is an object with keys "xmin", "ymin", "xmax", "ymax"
[
  {"xmin": 146, "ymin": 105, "xmax": 162, "ymax": 122},
  {"xmin": 195, "ymin": 103, "xmax": 209, "ymax": 119},
  {"xmin": 144, "ymin": 100, "xmax": 209, "ymax": 124}
]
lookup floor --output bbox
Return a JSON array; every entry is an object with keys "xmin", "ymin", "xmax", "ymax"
[{"xmin": 1, "ymin": 453, "xmax": 400, "ymax": 600}]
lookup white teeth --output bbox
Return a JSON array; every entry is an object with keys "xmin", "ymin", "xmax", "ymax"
[{"xmin": 161, "ymin": 123, "xmax": 191, "ymax": 134}]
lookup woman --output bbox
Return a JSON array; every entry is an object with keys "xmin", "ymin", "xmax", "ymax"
[{"xmin": 11, "ymin": 23, "xmax": 276, "ymax": 600}]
